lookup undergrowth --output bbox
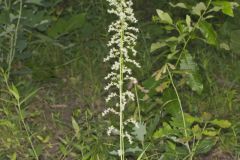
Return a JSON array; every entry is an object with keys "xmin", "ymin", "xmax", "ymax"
[{"xmin": 0, "ymin": 0, "xmax": 240, "ymax": 159}]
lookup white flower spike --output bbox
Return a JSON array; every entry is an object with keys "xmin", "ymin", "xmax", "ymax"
[{"xmin": 103, "ymin": 0, "xmax": 140, "ymax": 159}]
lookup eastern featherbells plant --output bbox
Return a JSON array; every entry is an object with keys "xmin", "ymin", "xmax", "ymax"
[{"xmin": 103, "ymin": 0, "xmax": 140, "ymax": 159}]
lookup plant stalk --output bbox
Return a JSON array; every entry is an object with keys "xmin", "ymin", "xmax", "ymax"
[
  {"xmin": 119, "ymin": 13, "xmax": 125, "ymax": 160},
  {"xmin": 166, "ymin": 66, "xmax": 191, "ymax": 154}
]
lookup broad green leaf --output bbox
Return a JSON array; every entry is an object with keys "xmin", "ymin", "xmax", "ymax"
[
  {"xmin": 166, "ymin": 36, "xmax": 178, "ymax": 42},
  {"xmin": 22, "ymin": 10, "xmax": 50, "ymax": 31},
  {"xmin": 150, "ymin": 41, "xmax": 167, "ymax": 52},
  {"xmin": 180, "ymin": 53, "xmax": 203, "ymax": 94},
  {"xmin": 132, "ymin": 122, "xmax": 146, "ymax": 142},
  {"xmin": 156, "ymin": 9, "xmax": 173, "ymax": 24},
  {"xmin": 195, "ymin": 139, "xmax": 216, "ymax": 154},
  {"xmin": 187, "ymin": 73, "xmax": 204, "ymax": 95},
  {"xmin": 203, "ymin": 129, "xmax": 218, "ymax": 137},
  {"xmin": 205, "ymin": 15, "xmax": 215, "ymax": 20},
  {"xmin": 153, "ymin": 122, "xmax": 173, "ymax": 139},
  {"xmin": 162, "ymin": 88, "xmax": 180, "ymax": 116},
  {"xmin": 184, "ymin": 113, "xmax": 202, "ymax": 125},
  {"xmin": 72, "ymin": 117, "xmax": 80, "ymax": 138},
  {"xmin": 65, "ymin": 13, "xmax": 86, "ymax": 32},
  {"xmin": 210, "ymin": 119, "xmax": 231, "ymax": 128},
  {"xmin": 198, "ymin": 21, "xmax": 217, "ymax": 45},
  {"xmin": 208, "ymin": 6, "xmax": 222, "ymax": 13},
  {"xmin": 192, "ymin": 2, "xmax": 207, "ymax": 16},
  {"xmin": 48, "ymin": 13, "xmax": 86, "ymax": 38},
  {"xmin": 169, "ymin": 2, "xmax": 187, "ymax": 9},
  {"xmin": 213, "ymin": 1, "xmax": 239, "ymax": 17},
  {"xmin": 167, "ymin": 140, "xmax": 176, "ymax": 151}
]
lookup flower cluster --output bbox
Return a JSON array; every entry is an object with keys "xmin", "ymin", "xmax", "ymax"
[{"xmin": 103, "ymin": 0, "xmax": 140, "ymax": 154}]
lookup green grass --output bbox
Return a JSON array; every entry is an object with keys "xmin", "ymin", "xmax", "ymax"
[{"xmin": 0, "ymin": 0, "xmax": 240, "ymax": 159}]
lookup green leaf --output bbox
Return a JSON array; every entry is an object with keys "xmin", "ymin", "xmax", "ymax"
[
  {"xmin": 71, "ymin": 117, "xmax": 80, "ymax": 138},
  {"xmin": 180, "ymin": 53, "xmax": 203, "ymax": 94},
  {"xmin": 203, "ymin": 129, "xmax": 218, "ymax": 137},
  {"xmin": 198, "ymin": 21, "xmax": 217, "ymax": 45},
  {"xmin": 213, "ymin": 1, "xmax": 239, "ymax": 17},
  {"xmin": 153, "ymin": 122, "xmax": 173, "ymax": 139},
  {"xmin": 48, "ymin": 13, "xmax": 86, "ymax": 38},
  {"xmin": 132, "ymin": 122, "xmax": 146, "ymax": 142},
  {"xmin": 210, "ymin": 119, "xmax": 231, "ymax": 128},
  {"xmin": 169, "ymin": 2, "xmax": 188, "ymax": 9},
  {"xmin": 9, "ymin": 84, "xmax": 20, "ymax": 101},
  {"xmin": 192, "ymin": 124, "xmax": 202, "ymax": 139},
  {"xmin": 156, "ymin": 9, "xmax": 173, "ymax": 24},
  {"xmin": 184, "ymin": 113, "xmax": 202, "ymax": 125},
  {"xmin": 167, "ymin": 140, "xmax": 176, "ymax": 151},
  {"xmin": 22, "ymin": 10, "xmax": 50, "ymax": 31},
  {"xmin": 188, "ymin": 73, "xmax": 204, "ymax": 95},
  {"xmin": 195, "ymin": 139, "xmax": 216, "ymax": 154},
  {"xmin": 162, "ymin": 88, "xmax": 180, "ymax": 116},
  {"xmin": 150, "ymin": 41, "xmax": 167, "ymax": 52},
  {"xmin": 186, "ymin": 15, "xmax": 192, "ymax": 32},
  {"xmin": 0, "ymin": 120, "xmax": 15, "ymax": 128},
  {"xmin": 192, "ymin": 2, "xmax": 207, "ymax": 16},
  {"xmin": 10, "ymin": 153, "xmax": 17, "ymax": 160}
]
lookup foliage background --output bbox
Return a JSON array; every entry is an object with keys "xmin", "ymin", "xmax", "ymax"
[{"xmin": 0, "ymin": 0, "xmax": 240, "ymax": 159}]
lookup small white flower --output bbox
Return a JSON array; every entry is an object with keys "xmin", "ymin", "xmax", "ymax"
[
  {"xmin": 124, "ymin": 91, "xmax": 135, "ymax": 101},
  {"xmin": 117, "ymin": 149, "xmax": 123, "ymax": 156},
  {"xmin": 124, "ymin": 118, "xmax": 139, "ymax": 128},
  {"xmin": 102, "ymin": 108, "xmax": 120, "ymax": 117},
  {"xmin": 125, "ymin": 131, "xmax": 133, "ymax": 144},
  {"xmin": 107, "ymin": 125, "xmax": 116, "ymax": 136},
  {"xmin": 105, "ymin": 92, "xmax": 118, "ymax": 102}
]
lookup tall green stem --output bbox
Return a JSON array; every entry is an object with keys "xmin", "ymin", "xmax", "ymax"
[
  {"xmin": 119, "ymin": 17, "xmax": 125, "ymax": 160},
  {"xmin": 166, "ymin": 66, "xmax": 191, "ymax": 154}
]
